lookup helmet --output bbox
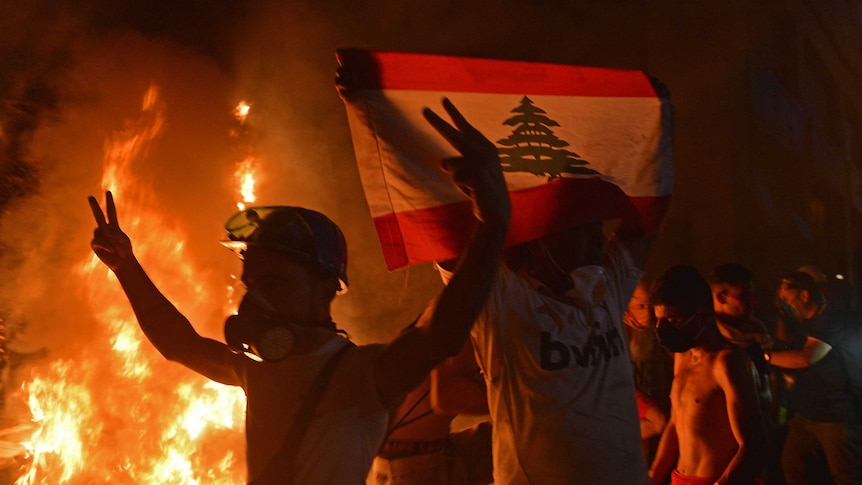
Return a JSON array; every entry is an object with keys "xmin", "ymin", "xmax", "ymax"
[{"xmin": 222, "ymin": 206, "xmax": 348, "ymax": 292}]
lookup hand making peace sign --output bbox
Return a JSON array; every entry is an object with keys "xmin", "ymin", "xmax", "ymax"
[
  {"xmin": 88, "ymin": 191, "xmax": 134, "ymax": 272},
  {"xmin": 423, "ymin": 98, "xmax": 511, "ymax": 228}
]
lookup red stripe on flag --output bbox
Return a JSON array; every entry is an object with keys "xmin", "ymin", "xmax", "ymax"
[
  {"xmin": 373, "ymin": 178, "xmax": 655, "ymax": 270},
  {"xmin": 337, "ymin": 49, "xmax": 657, "ymax": 98},
  {"xmin": 630, "ymin": 195, "xmax": 672, "ymax": 239}
]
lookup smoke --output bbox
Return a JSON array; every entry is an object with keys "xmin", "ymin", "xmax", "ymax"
[
  {"xmin": 0, "ymin": 0, "xmax": 655, "ymax": 348},
  {"xmin": 11, "ymin": 0, "xmax": 844, "ymax": 481},
  {"xmin": 0, "ymin": 0, "xmax": 452, "ymax": 367},
  {"xmin": 0, "ymin": 5, "xmax": 468, "ymax": 477},
  {"xmin": 210, "ymin": 0, "xmax": 648, "ymax": 342},
  {"xmin": 0, "ymin": 0, "xmax": 652, "ymax": 402}
]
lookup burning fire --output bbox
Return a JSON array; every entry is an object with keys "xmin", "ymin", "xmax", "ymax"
[
  {"xmin": 233, "ymin": 101, "xmax": 251, "ymax": 123},
  {"xmin": 235, "ymin": 157, "xmax": 257, "ymax": 212},
  {"xmin": 232, "ymin": 101, "xmax": 257, "ymax": 212},
  {"xmin": 14, "ymin": 85, "xmax": 247, "ymax": 484}
]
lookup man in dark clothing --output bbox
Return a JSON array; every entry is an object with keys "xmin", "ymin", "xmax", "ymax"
[{"xmin": 769, "ymin": 271, "xmax": 862, "ymax": 485}]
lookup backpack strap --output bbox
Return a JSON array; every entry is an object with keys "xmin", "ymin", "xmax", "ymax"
[{"xmin": 250, "ymin": 341, "xmax": 354, "ymax": 484}]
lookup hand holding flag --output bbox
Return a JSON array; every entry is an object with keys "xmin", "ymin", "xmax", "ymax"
[{"xmin": 337, "ymin": 49, "xmax": 673, "ymax": 270}]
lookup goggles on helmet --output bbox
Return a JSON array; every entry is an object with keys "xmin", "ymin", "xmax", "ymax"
[{"xmin": 221, "ymin": 206, "xmax": 348, "ymax": 293}]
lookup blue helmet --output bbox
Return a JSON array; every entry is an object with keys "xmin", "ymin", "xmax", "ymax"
[{"xmin": 222, "ymin": 206, "xmax": 348, "ymax": 292}]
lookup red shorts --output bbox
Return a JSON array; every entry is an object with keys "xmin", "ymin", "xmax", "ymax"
[{"xmin": 670, "ymin": 470, "xmax": 717, "ymax": 485}]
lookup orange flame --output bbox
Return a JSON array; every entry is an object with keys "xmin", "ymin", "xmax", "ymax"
[
  {"xmin": 235, "ymin": 156, "xmax": 257, "ymax": 211},
  {"xmin": 16, "ymin": 85, "xmax": 246, "ymax": 484},
  {"xmin": 232, "ymin": 101, "xmax": 257, "ymax": 211},
  {"xmin": 19, "ymin": 361, "xmax": 94, "ymax": 483}
]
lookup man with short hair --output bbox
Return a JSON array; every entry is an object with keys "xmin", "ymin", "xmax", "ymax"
[
  {"xmin": 770, "ymin": 271, "xmax": 862, "ymax": 485},
  {"xmin": 709, "ymin": 264, "xmax": 771, "ymax": 350},
  {"xmin": 87, "ymin": 98, "xmax": 511, "ymax": 484},
  {"xmin": 649, "ymin": 265, "xmax": 767, "ymax": 485},
  {"xmin": 708, "ymin": 263, "xmax": 773, "ymax": 412}
]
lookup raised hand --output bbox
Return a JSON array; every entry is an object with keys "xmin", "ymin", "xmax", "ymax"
[
  {"xmin": 88, "ymin": 191, "xmax": 134, "ymax": 272},
  {"xmin": 334, "ymin": 66, "xmax": 353, "ymax": 100},
  {"xmin": 423, "ymin": 98, "xmax": 511, "ymax": 227}
]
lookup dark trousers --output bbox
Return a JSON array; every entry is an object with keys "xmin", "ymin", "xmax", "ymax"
[{"xmin": 781, "ymin": 414, "xmax": 861, "ymax": 485}]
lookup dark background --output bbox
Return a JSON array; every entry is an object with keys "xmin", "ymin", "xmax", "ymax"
[{"xmin": 1, "ymin": 0, "xmax": 859, "ymax": 359}]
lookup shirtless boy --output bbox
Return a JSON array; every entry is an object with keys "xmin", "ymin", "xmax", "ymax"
[{"xmin": 648, "ymin": 265, "xmax": 767, "ymax": 485}]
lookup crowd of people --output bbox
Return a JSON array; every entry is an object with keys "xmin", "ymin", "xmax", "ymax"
[
  {"xmin": 621, "ymin": 263, "xmax": 861, "ymax": 485},
  {"xmin": 87, "ymin": 93, "xmax": 860, "ymax": 485}
]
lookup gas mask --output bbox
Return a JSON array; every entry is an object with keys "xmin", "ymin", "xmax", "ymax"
[
  {"xmin": 224, "ymin": 290, "xmax": 295, "ymax": 362},
  {"xmin": 656, "ymin": 312, "xmax": 705, "ymax": 353}
]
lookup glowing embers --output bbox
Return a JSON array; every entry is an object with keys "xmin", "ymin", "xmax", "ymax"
[{"xmin": 234, "ymin": 101, "xmax": 251, "ymax": 123}]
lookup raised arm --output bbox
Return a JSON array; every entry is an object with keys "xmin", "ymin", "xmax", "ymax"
[
  {"xmin": 88, "ymin": 192, "xmax": 241, "ymax": 385},
  {"xmin": 374, "ymin": 98, "xmax": 510, "ymax": 406}
]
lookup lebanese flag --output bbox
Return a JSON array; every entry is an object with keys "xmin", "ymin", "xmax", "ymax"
[{"xmin": 337, "ymin": 48, "xmax": 673, "ymax": 270}]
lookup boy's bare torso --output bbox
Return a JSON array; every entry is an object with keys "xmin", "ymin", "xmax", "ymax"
[{"xmin": 671, "ymin": 346, "xmax": 739, "ymax": 479}]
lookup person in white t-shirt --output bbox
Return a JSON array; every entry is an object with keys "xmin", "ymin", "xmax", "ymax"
[{"xmin": 436, "ymin": 212, "xmax": 655, "ymax": 484}]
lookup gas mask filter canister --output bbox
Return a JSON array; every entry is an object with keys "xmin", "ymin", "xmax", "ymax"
[{"xmin": 224, "ymin": 290, "xmax": 295, "ymax": 362}]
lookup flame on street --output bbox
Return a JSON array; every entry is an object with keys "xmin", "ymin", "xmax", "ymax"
[{"xmin": 13, "ymin": 85, "xmax": 247, "ymax": 484}]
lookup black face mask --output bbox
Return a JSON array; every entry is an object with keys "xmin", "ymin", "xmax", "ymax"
[
  {"xmin": 656, "ymin": 325, "xmax": 697, "ymax": 353},
  {"xmin": 655, "ymin": 312, "xmax": 704, "ymax": 353},
  {"xmin": 224, "ymin": 290, "xmax": 295, "ymax": 362}
]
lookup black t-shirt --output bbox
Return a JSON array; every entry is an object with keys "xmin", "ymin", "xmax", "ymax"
[{"xmin": 792, "ymin": 311, "xmax": 862, "ymax": 423}]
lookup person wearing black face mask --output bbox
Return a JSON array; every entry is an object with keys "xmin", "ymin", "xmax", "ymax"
[
  {"xmin": 654, "ymin": 308, "xmax": 708, "ymax": 353},
  {"xmin": 648, "ymin": 265, "xmax": 767, "ymax": 485}
]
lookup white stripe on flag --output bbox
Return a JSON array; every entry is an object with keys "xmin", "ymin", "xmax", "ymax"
[{"xmin": 338, "ymin": 49, "xmax": 673, "ymax": 270}]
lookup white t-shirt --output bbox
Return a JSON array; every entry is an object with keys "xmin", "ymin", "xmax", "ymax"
[
  {"xmin": 441, "ymin": 237, "xmax": 650, "ymax": 485},
  {"xmin": 234, "ymin": 337, "xmax": 390, "ymax": 484}
]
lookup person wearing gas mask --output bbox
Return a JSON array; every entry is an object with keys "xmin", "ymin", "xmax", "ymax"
[
  {"xmin": 87, "ymin": 98, "xmax": 511, "ymax": 485},
  {"xmin": 648, "ymin": 265, "xmax": 767, "ymax": 485},
  {"xmin": 769, "ymin": 271, "xmax": 862, "ymax": 485}
]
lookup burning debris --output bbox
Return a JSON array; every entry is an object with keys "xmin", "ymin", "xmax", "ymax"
[
  {"xmin": 231, "ymin": 100, "xmax": 258, "ymax": 212},
  {"xmin": 4, "ymin": 86, "xmax": 247, "ymax": 485}
]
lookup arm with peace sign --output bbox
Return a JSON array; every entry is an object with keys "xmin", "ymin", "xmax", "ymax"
[
  {"xmin": 88, "ymin": 192, "xmax": 242, "ymax": 386},
  {"xmin": 372, "ymin": 99, "xmax": 510, "ymax": 406},
  {"xmin": 423, "ymin": 98, "xmax": 511, "ymax": 228},
  {"xmin": 88, "ymin": 191, "xmax": 134, "ymax": 272}
]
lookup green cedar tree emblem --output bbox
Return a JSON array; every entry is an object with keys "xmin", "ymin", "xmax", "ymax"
[{"xmin": 496, "ymin": 96, "xmax": 598, "ymax": 180}]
